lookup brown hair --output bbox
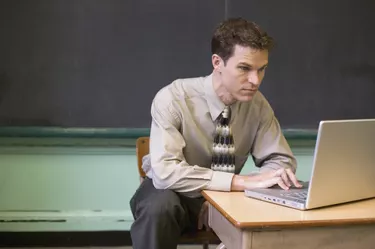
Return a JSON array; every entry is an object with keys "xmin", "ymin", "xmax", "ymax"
[{"xmin": 211, "ymin": 17, "xmax": 275, "ymax": 64}]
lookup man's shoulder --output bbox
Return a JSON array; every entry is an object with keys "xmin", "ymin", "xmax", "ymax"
[
  {"xmin": 252, "ymin": 90, "xmax": 268, "ymax": 105},
  {"xmin": 251, "ymin": 90, "xmax": 274, "ymax": 113},
  {"xmin": 153, "ymin": 75, "xmax": 207, "ymax": 103}
]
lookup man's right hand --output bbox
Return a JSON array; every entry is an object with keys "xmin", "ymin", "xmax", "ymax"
[{"xmin": 231, "ymin": 167, "xmax": 302, "ymax": 191}]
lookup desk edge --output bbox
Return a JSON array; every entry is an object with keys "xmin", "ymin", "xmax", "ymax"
[{"xmin": 201, "ymin": 190, "xmax": 375, "ymax": 229}]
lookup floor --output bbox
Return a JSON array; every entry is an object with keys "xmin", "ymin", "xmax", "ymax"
[
  {"xmin": 129, "ymin": 246, "xmax": 218, "ymax": 249},
  {"xmin": 0, "ymin": 247, "xmax": 219, "ymax": 249}
]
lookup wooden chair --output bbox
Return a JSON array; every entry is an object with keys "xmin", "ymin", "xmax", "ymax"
[{"xmin": 136, "ymin": 137, "xmax": 220, "ymax": 249}]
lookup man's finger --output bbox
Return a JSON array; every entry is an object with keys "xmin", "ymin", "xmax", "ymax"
[
  {"xmin": 286, "ymin": 168, "xmax": 303, "ymax": 188},
  {"xmin": 277, "ymin": 178, "xmax": 289, "ymax": 190},
  {"xmin": 281, "ymin": 171, "xmax": 291, "ymax": 187}
]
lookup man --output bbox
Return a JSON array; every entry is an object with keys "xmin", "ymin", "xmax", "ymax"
[{"xmin": 130, "ymin": 17, "xmax": 302, "ymax": 249}]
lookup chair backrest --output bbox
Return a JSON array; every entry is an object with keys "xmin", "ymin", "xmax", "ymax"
[{"xmin": 136, "ymin": 136, "xmax": 149, "ymax": 178}]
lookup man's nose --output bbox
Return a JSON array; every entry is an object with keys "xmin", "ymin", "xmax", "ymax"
[{"xmin": 248, "ymin": 71, "xmax": 260, "ymax": 86}]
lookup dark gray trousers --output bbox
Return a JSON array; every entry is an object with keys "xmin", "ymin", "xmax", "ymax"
[{"xmin": 130, "ymin": 177, "xmax": 205, "ymax": 249}]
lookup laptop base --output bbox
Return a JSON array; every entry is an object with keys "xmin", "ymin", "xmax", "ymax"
[{"xmin": 244, "ymin": 181, "xmax": 309, "ymax": 210}]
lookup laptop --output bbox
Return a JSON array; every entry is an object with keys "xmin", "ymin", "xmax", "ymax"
[{"xmin": 244, "ymin": 119, "xmax": 375, "ymax": 210}]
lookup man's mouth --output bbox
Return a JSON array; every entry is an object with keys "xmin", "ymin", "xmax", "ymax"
[{"xmin": 242, "ymin": 89, "xmax": 257, "ymax": 92}]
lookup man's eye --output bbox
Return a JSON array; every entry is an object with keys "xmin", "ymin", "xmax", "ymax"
[
  {"xmin": 258, "ymin": 67, "xmax": 267, "ymax": 72},
  {"xmin": 239, "ymin": 66, "xmax": 249, "ymax": 71}
]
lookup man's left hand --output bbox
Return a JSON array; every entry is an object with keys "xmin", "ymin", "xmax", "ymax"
[
  {"xmin": 197, "ymin": 201, "xmax": 211, "ymax": 231},
  {"xmin": 256, "ymin": 167, "xmax": 303, "ymax": 190}
]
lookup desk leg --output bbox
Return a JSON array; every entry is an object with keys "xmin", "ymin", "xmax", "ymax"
[
  {"xmin": 208, "ymin": 204, "xmax": 251, "ymax": 249},
  {"xmin": 209, "ymin": 203, "xmax": 375, "ymax": 249}
]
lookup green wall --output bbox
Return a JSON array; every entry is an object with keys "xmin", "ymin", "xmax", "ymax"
[{"xmin": 0, "ymin": 128, "xmax": 316, "ymax": 232}]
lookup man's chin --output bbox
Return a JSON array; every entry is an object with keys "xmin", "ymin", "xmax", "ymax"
[{"xmin": 237, "ymin": 94, "xmax": 254, "ymax": 102}]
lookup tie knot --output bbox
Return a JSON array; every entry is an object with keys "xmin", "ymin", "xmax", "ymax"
[{"xmin": 222, "ymin": 106, "xmax": 230, "ymax": 119}]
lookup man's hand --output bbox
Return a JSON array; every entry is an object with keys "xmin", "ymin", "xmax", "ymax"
[
  {"xmin": 231, "ymin": 167, "xmax": 303, "ymax": 191},
  {"xmin": 197, "ymin": 201, "xmax": 211, "ymax": 231}
]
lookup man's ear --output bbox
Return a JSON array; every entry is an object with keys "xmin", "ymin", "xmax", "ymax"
[{"xmin": 212, "ymin": 54, "xmax": 223, "ymax": 72}]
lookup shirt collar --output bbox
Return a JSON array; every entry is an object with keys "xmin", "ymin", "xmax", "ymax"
[{"xmin": 204, "ymin": 73, "xmax": 225, "ymax": 121}]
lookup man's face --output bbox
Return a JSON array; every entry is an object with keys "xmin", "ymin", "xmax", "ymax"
[{"xmin": 214, "ymin": 45, "xmax": 269, "ymax": 102}]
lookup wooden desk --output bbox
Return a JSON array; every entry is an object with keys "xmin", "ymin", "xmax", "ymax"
[{"xmin": 202, "ymin": 190, "xmax": 375, "ymax": 249}]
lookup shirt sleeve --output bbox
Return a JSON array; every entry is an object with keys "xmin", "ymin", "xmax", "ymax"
[
  {"xmin": 251, "ymin": 98, "xmax": 297, "ymax": 173},
  {"xmin": 148, "ymin": 90, "xmax": 234, "ymax": 193}
]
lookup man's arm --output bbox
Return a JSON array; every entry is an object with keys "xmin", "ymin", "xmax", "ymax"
[
  {"xmin": 148, "ymin": 91, "xmax": 234, "ymax": 193},
  {"xmin": 251, "ymin": 98, "xmax": 297, "ymax": 173},
  {"xmin": 227, "ymin": 97, "xmax": 301, "ymax": 191}
]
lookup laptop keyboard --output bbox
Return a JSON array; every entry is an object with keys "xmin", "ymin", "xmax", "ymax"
[{"xmin": 281, "ymin": 190, "xmax": 308, "ymax": 201}]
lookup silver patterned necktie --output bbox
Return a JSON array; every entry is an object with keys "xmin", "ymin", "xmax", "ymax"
[{"xmin": 211, "ymin": 106, "xmax": 235, "ymax": 173}]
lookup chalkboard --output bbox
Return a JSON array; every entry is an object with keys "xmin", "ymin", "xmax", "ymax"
[
  {"xmin": 0, "ymin": 0, "xmax": 374, "ymax": 129},
  {"xmin": 228, "ymin": 0, "xmax": 375, "ymax": 128}
]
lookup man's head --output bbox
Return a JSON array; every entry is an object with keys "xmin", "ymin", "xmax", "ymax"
[{"xmin": 211, "ymin": 18, "xmax": 274, "ymax": 103}]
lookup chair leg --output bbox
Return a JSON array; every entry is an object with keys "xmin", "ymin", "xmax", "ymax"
[{"xmin": 203, "ymin": 241, "xmax": 209, "ymax": 249}]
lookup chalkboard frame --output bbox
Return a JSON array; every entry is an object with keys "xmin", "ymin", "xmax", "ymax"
[{"xmin": 0, "ymin": 127, "xmax": 317, "ymax": 140}]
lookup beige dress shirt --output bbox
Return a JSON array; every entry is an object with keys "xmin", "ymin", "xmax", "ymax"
[{"xmin": 143, "ymin": 73, "xmax": 297, "ymax": 198}]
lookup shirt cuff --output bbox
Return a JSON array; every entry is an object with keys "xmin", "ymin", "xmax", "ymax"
[{"xmin": 206, "ymin": 171, "xmax": 234, "ymax": 192}]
